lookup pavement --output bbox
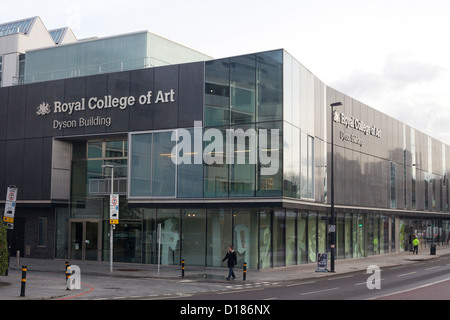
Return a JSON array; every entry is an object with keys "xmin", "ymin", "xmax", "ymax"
[{"xmin": 1, "ymin": 244, "xmax": 449, "ymax": 300}]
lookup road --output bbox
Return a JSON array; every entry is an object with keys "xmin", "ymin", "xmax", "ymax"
[{"xmin": 165, "ymin": 254, "xmax": 450, "ymax": 300}]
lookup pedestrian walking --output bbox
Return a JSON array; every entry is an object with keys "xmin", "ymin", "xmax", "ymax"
[
  {"xmin": 412, "ymin": 236, "xmax": 419, "ymax": 255},
  {"xmin": 222, "ymin": 245, "xmax": 237, "ymax": 281}
]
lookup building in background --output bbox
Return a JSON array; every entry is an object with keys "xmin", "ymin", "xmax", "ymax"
[
  {"xmin": 0, "ymin": 16, "xmax": 211, "ymax": 87},
  {"xmin": 1, "ymin": 17, "xmax": 449, "ymax": 269}
]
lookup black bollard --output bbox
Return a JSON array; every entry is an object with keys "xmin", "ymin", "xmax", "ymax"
[
  {"xmin": 243, "ymin": 262, "xmax": 247, "ymax": 281},
  {"xmin": 181, "ymin": 259, "xmax": 185, "ymax": 278},
  {"xmin": 65, "ymin": 261, "xmax": 70, "ymax": 280},
  {"xmin": 66, "ymin": 265, "xmax": 72, "ymax": 290},
  {"xmin": 20, "ymin": 266, "xmax": 27, "ymax": 297}
]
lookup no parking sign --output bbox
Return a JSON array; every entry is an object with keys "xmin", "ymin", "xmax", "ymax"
[
  {"xmin": 3, "ymin": 186, "xmax": 18, "ymax": 226},
  {"xmin": 109, "ymin": 194, "xmax": 119, "ymax": 224}
]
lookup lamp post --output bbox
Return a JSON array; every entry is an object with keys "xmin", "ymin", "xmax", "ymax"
[
  {"xmin": 102, "ymin": 164, "xmax": 114, "ymax": 273},
  {"xmin": 330, "ymin": 101, "xmax": 342, "ymax": 273}
]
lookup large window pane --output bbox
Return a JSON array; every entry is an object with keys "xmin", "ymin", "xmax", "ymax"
[
  {"xmin": 177, "ymin": 128, "xmax": 203, "ymax": 198},
  {"xmin": 205, "ymin": 58, "xmax": 230, "ymax": 127},
  {"xmin": 204, "ymin": 127, "xmax": 228, "ymax": 197},
  {"xmin": 297, "ymin": 212, "xmax": 308, "ymax": 264},
  {"xmin": 206, "ymin": 209, "xmax": 232, "ymax": 267},
  {"xmin": 273, "ymin": 209, "xmax": 286, "ymax": 267},
  {"xmin": 143, "ymin": 209, "xmax": 156, "ymax": 264},
  {"xmin": 157, "ymin": 209, "xmax": 180, "ymax": 265},
  {"xmin": 257, "ymin": 51, "xmax": 282, "ymax": 122},
  {"xmin": 229, "ymin": 124, "xmax": 256, "ymax": 197},
  {"xmin": 182, "ymin": 209, "xmax": 206, "ymax": 266},
  {"xmin": 230, "ymin": 55, "xmax": 256, "ymax": 124},
  {"xmin": 233, "ymin": 208, "xmax": 258, "ymax": 269},
  {"xmin": 152, "ymin": 131, "xmax": 176, "ymax": 197},
  {"xmin": 259, "ymin": 209, "xmax": 272, "ymax": 268},
  {"xmin": 257, "ymin": 121, "xmax": 283, "ymax": 197},
  {"xmin": 130, "ymin": 133, "xmax": 152, "ymax": 197},
  {"xmin": 308, "ymin": 212, "xmax": 317, "ymax": 263},
  {"xmin": 286, "ymin": 210, "xmax": 296, "ymax": 266}
]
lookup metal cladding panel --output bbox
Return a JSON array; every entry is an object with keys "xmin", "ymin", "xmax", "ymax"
[{"xmin": 0, "ymin": 62, "xmax": 205, "ymax": 201}]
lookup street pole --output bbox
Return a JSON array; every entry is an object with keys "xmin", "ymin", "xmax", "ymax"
[
  {"xmin": 110, "ymin": 166, "xmax": 114, "ymax": 273},
  {"xmin": 330, "ymin": 102, "xmax": 342, "ymax": 273}
]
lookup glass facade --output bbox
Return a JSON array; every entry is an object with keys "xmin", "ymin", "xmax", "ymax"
[{"xmin": 33, "ymin": 49, "xmax": 450, "ymax": 268}]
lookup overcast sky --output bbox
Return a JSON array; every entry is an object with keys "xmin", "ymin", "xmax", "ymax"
[{"xmin": 2, "ymin": 0, "xmax": 449, "ymax": 144}]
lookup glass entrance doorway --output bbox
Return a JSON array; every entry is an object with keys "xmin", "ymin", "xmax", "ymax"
[{"xmin": 70, "ymin": 220, "xmax": 101, "ymax": 261}]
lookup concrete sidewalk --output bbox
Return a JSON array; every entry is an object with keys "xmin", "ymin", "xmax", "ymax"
[{"xmin": 1, "ymin": 244, "xmax": 448, "ymax": 300}]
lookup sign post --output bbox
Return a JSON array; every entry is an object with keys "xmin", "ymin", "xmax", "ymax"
[
  {"xmin": 102, "ymin": 165, "xmax": 117, "ymax": 273},
  {"xmin": 3, "ymin": 186, "xmax": 18, "ymax": 228}
]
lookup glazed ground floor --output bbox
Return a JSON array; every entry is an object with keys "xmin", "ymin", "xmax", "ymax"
[{"xmin": 9, "ymin": 204, "xmax": 450, "ymax": 269}]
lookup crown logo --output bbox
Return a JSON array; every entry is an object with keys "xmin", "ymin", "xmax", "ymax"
[{"xmin": 36, "ymin": 102, "xmax": 51, "ymax": 116}]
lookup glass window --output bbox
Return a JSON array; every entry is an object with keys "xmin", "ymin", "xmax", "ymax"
[
  {"xmin": 286, "ymin": 210, "xmax": 296, "ymax": 266},
  {"xmin": 233, "ymin": 208, "xmax": 258, "ymax": 269},
  {"xmin": 301, "ymin": 133, "xmax": 315, "ymax": 199},
  {"xmin": 297, "ymin": 212, "xmax": 308, "ymax": 264},
  {"xmin": 257, "ymin": 51, "xmax": 283, "ymax": 122},
  {"xmin": 129, "ymin": 131, "xmax": 176, "ymax": 198},
  {"xmin": 318, "ymin": 212, "xmax": 327, "ymax": 256},
  {"xmin": 345, "ymin": 213, "xmax": 353, "ymax": 258},
  {"xmin": 230, "ymin": 55, "xmax": 256, "ymax": 124},
  {"xmin": 152, "ymin": 131, "xmax": 176, "ymax": 197},
  {"xmin": 157, "ymin": 209, "xmax": 180, "ymax": 265},
  {"xmin": 259, "ymin": 209, "xmax": 272, "ymax": 268},
  {"xmin": 257, "ymin": 121, "xmax": 283, "ymax": 197},
  {"xmin": 273, "ymin": 209, "xmax": 286, "ymax": 267},
  {"xmin": 182, "ymin": 209, "xmax": 206, "ymax": 266},
  {"xmin": 353, "ymin": 213, "xmax": 366, "ymax": 257},
  {"xmin": 142, "ymin": 209, "xmax": 156, "ymax": 264},
  {"xmin": 105, "ymin": 140, "xmax": 125, "ymax": 158},
  {"xmin": 336, "ymin": 213, "xmax": 345, "ymax": 259},
  {"xmin": 203, "ymin": 127, "xmax": 228, "ymax": 198},
  {"xmin": 229, "ymin": 124, "xmax": 256, "ymax": 197},
  {"xmin": 130, "ymin": 133, "xmax": 152, "ymax": 197},
  {"xmin": 207, "ymin": 209, "xmax": 232, "ymax": 267},
  {"xmin": 391, "ymin": 162, "xmax": 396, "ymax": 208},
  {"xmin": 204, "ymin": 58, "xmax": 230, "ymax": 127},
  {"xmin": 177, "ymin": 128, "xmax": 203, "ymax": 198},
  {"xmin": 308, "ymin": 212, "xmax": 317, "ymax": 263},
  {"xmin": 88, "ymin": 141, "xmax": 103, "ymax": 158}
]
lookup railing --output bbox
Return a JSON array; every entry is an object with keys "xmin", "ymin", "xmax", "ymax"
[
  {"xmin": 12, "ymin": 56, "xmax": 172, "ymax": 85},
  {"xmin": 89, "ymin": 178, "xmax": 127, "ymax": 195}
]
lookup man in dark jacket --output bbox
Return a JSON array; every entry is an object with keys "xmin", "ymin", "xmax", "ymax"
[{"xmin": 223, "ymin": 246, "xmax": 237, "ymax": 280}]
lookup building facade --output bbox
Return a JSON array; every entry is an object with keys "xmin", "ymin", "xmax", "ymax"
[{"xmin": 1, "ymin": 47, "xmax": 450, "ymax": 269}]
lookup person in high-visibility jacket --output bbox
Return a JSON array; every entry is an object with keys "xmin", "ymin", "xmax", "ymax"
[{"xmin": 412, "ymin": 236, "xmax": 419, "ymax": 255}]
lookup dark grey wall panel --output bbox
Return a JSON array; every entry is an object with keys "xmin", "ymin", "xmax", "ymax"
[
  {"xmin": 178, "ymin": 62, "xmax": 204, "ymax": 128},
  {"xmin": 7, "ymin": 85, "xmax": 27, "ymax": 140},
  {"xmin": 0, "ymin": 89, "xmax": 8, "ymax": 140},
  {"xmin": 5, "ymin": 139, "xmax": 24, "ymax": 199},
  {"xmin": 23, "ymin": 138, "xmax": 43, "ymax": 199},
  {"xmin": 129, "ymin": 68, "xmax": 154, "ymax": 131},
  {"xmin": 153, "ymin": 65, "xmax": 179, "ymax": 130}
]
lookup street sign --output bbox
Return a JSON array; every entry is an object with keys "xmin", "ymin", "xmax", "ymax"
[
  {"xmin": 109, "ymin": 194, "xmax": 119, "ymax": 224},
  {"xmin": 3, "ymin": 186, "xmax": 18, "ymax": 225},
  {"xmin": 316, "ymin": 253, "xmax": 328, "ymax": 272}
]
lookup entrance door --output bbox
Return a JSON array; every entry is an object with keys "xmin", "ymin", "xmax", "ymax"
[{"xmin": 70, "ymin": 220, "xmax": 101, "ymax": 261}]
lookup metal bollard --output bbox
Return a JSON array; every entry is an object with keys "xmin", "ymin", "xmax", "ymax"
[
  {"xmin": 66, "ymin": 264, "xmax": 71, "ymax": 290},
  {"xmin": 243, "ymin": 262, "xmax": 247, "ymax": 281},
  {"xmin": 181, "ymin": 259, "xmax": 185, "ymax": 278},
  {"xmin": 65, "ymin": 261, "xmax": 70, "ymax": 280},
  {"xmin": 20, "ymin": 266, "xmax": 27, "ymax": 297}
]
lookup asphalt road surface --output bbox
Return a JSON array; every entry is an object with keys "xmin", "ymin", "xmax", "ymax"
[{"xmin": 166, "ymin": 254, "xmax": 450, "ymax": 300}]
